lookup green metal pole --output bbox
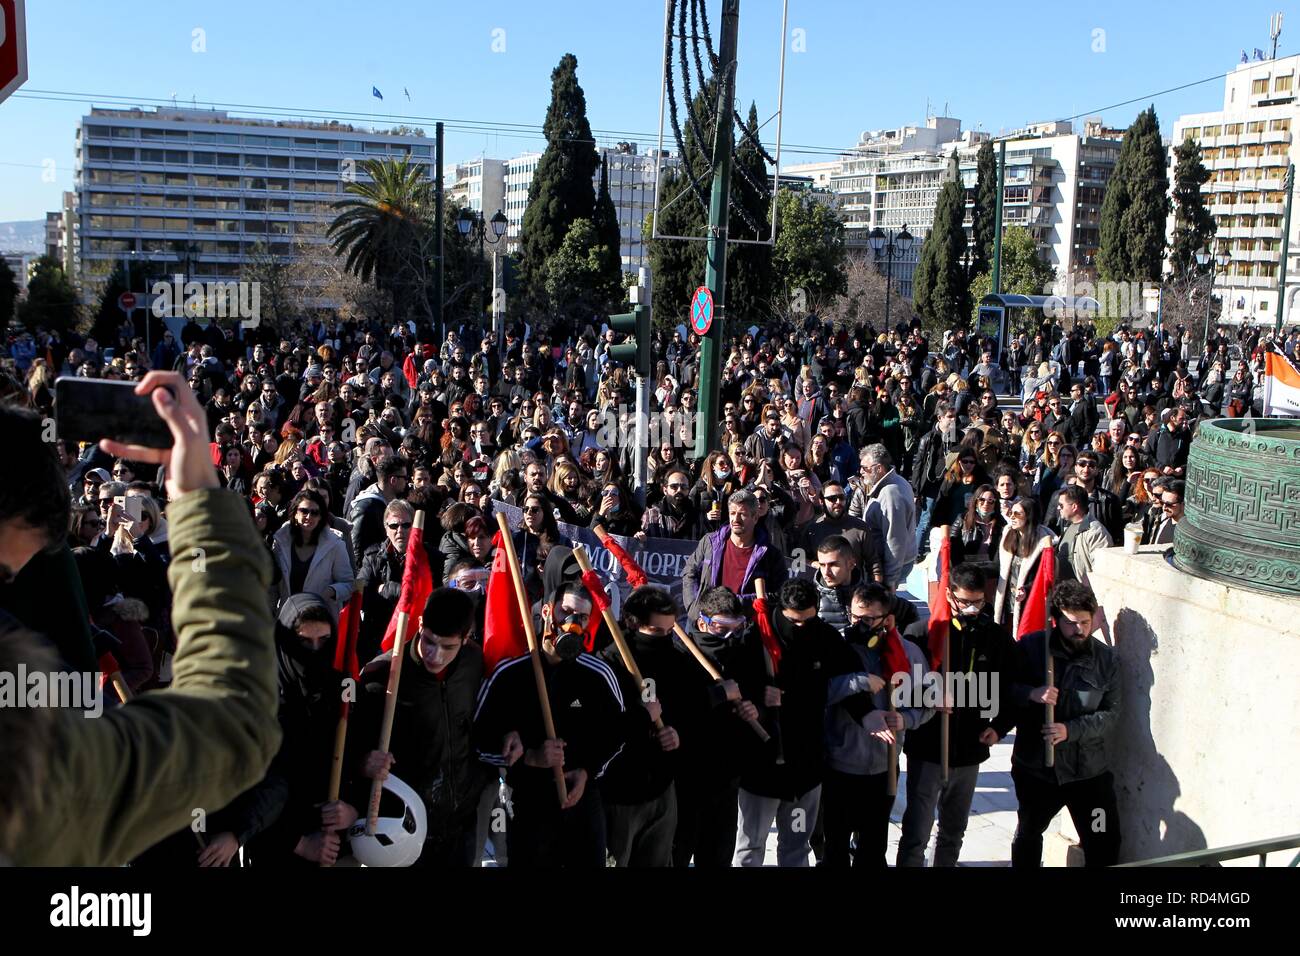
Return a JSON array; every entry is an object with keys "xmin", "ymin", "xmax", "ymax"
[
  {"xmin": 694, "ymin": 0, "xmax": 739, "ymax": 460},
  {"xmin": 1275, "ymin": 163, "xmax": 1294, "ymax": 336},
  {"xmin": 991, "ymin": 139, "xmax": 1006, "ymax": 296},
  {"xmin": 435, "ymin": 121, "xmax": 445, "ymax": 340}
]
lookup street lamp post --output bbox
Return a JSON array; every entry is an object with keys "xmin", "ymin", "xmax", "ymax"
[
  {"xmin": 1195, "ymin": 244, "xmax": 1231, "ymax": 363},
  {"xmin": 456, "ymin": 207, "xmax": 509, "ymax": 338},
  {"xmin": 868, "ymin": 224, "xmax": 914, "ymax": 330}
]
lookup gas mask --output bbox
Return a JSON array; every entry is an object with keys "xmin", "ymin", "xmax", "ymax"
[{"xmin": 546, "ymin": 609, "xmax": 587, "ymax": 661}]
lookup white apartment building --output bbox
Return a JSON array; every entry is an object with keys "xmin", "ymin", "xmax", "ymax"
[
  {"xmin": 74, "ymin": 107, "xmax": 436, "ymax": 304},
  {"xmin": 1169, "ymin": 53, "xmax": 1300, "ymax": 324},
  {"xmin": 794, "ymin": 116, "xmax": 1120, "ymax": 300},
  {"xmin": 448, "ymin": 158, "xmax": 507, "ymax": 219},
  {"xmin": 496, "ymin": 142, "xmax": 677, "ymax": 271}
]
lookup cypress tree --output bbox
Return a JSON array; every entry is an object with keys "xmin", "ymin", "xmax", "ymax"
[
  {"xmin": 971, "ymin": 140, "xmax": 997, "ymax": 277},
  {"xmin": 519, "ymin": 54, "xmax": 600, "ymax": 312},
  {"xmin": 592, "ymin": 155, "xmax": 625, "ymax": 308},
  {"xmin": 913, "ymin": 151, "xmax": 971, "ymax": 328},
  {"xmin": 1169, "ymin": 135, "xmax": 1216, "ymax": 278},
  {"xmin": 1099, "ymin": 106, "xmax": 1170, "ymax": 282}
]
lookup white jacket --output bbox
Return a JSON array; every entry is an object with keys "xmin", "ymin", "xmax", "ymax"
[
  {"xmin": 993, "ymin": 524, "xmax": 1057, "ymax": 631},
  {"xmin": 270, "ymin": 523, "xmax": 354, "ymax": 618}
]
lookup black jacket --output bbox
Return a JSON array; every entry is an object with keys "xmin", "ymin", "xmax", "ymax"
[
  {"xmin": 350, "ymin": 640, "xmax": 493, "ymax": 832},
  {"xmin": 1010, "ymin": 628, "xmax": 1121, "ymax": 784},
  {"xmin": 904, "ymin": 610, "xmax": 1017, "ymax": 768},
  {"xmin": 738, "ymin": 608, "xmax": 861, "ymax": 800},
  {"xmin": 911, "ymin": 428, "xmax": 956, "ymax": 498},
  {"xmin": 472, "ymin": 652, "xmax": 626, "ymax": 809},
  {"xmin": 596, "ymin": 633, "xmax": 694, "ymax": 805}
]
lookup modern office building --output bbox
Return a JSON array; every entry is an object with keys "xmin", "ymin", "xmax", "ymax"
[
  {"xmin": 448, "ymin": 158, "xmax": 507, "ymax": 220},
  {"xmin": 73, "ymin": 106, "xmax": 436, "ymax": 304},
  {"xmin": 1168, "ymin": 52, "xmax": 1300, "ymax": 324}
]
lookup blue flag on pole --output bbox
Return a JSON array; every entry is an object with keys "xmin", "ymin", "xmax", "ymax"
[{"xmin": 372, "ymin": 86, "xmax": 383, "ymax": 100}]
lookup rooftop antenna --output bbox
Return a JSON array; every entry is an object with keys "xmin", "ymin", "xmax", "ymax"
[{"xmin": 1271, "ymin": 11, "xmax": 1284, "ymax": 60}]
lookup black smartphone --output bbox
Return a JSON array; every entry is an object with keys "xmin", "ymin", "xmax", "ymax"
[{"xmin": 55, "ymin": 377, "xmax": 173, "ymax": 449}]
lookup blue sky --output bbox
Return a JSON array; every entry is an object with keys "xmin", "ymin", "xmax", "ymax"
[{"xmin": 0, "ymin": 0, "xmax": 1292, "ymax": 221}]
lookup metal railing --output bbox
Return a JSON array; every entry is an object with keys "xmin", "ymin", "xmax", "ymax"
[{"xmin": 1117, "ymin": 833, "xmax": 1300, "ymax": 867}]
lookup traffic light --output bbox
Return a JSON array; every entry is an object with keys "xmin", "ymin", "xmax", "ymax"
[{"xmin": 607, "ymin": 304, "xmax": 651, "ymax": 380}]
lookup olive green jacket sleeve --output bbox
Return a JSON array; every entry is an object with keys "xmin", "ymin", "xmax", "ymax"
[{"xmin": 12, "ymin": 490, "xmax": 282, "ymax": 866}]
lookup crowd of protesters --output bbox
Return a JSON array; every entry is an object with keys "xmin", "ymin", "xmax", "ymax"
[{"xmin": 0, "ymin": 309, "xmax": 1295, "ymax": 869}]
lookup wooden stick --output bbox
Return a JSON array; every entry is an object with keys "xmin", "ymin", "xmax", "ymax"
[
  {"xmin": 328, "ymin": 710, "xmax": 348, "ymax": 803},
  {"xmin": 572, "ymin": 545, "xmax": 663, "ymax": 729},
  {"xmin": 886, "ymin": 673, "xmax": 899, "ymax": 797},
  {"xmin": 109, "ymin": 672, "xmax": 132, "ymax": 704},
  {"xmin": 938, "ymin": 524, "xmax": 951, "ymax": 786},
  {"xmin": 673, "ymin": 623, "xmax": 771, "ymax": 743},
  {"xmin": 1045, "ymin": 644, "xmax": 1056, "ymax": 768},
  {"xmin": 495, "ymin": 511, "xmax": 568, "ymax": 806},
  {"xmin": 753, "ymin": 578, "xmax": 785, "ymax": 766},
  {"xmin": 365, "ymin": 509, "xmax": 425, "ymax": 833}
]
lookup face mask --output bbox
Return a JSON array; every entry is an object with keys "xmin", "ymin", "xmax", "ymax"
[
  {"xmin": 976, "ymin": 505, "xmax": 996, "ymax": 519},
  {"xmin": 714, "ymin": 467, "xmax": 731, "ymax": 480}
]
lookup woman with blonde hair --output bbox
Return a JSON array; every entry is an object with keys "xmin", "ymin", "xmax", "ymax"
[
  {"xmin": 993, "ymin": 497, "xmax": 1057, "ymax": 633},
  {"xmin": 25, "ymin": 358, "xmax": 55, "ymax": 414}
]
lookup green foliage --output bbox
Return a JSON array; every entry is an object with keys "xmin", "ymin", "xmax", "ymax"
[
  {"xmin": 328, "ymin": 156, "xmax": 436, "ymax": 324},
  {"xmin": 914, "ymin": 151, "xmax": 971, "ymax": 328},
  {"xmin": 972, "ymin": 140, "xmax": 997, "ymax": 277},
  {"xmin": 727, "ymin": 103, "xmax": 774, "ymax": 324},
  {"xmin": 16, "ymin": 255, "xmax": 80, "ymax": 336},
  {"xmin": 772, "ymin": 188, "xmax": 846, "ymax": 308},
  {"xmin": 87, "ymin": 259, "xmax": 144, "ymax": 347},
  {"xmin": 543, "ymin": 218, "xmax": 623, "ymax": 322},
  {"xmin": 1098, "ymin": 106, "xmax": 1170, "ymax": 282},
  {"xmin": 519, "ymin": 53, "xmax": 600, "ymax": 313},
  {"xmin": 1169, "ymin": 136, "xmax": 1216, "ymax": 278},
  {"xmin": 591, "ymin": 157, "xmax": 624, "ymax": 305},
  {"xmin": 0, "ymin": 257, "xmax": 17, "ymax": 327},
  {"xmin": 968, "ymin": 226, "xmax": 1056, "ymax": 323}
]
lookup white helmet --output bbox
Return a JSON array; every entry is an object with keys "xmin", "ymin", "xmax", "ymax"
[{"xmin": 347, "ymin": 773, "xmax": 427, "ymax": 867}]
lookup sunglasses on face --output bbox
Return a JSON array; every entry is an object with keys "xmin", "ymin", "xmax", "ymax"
[
  {"xmin": 523, "ymin": 506, "xmax": 544, "ymax": 515},
  {"xmin": 297, "ymin": 507, "xmax": 321, "ymax": 518},
  {"xmin": 824, "ymin": 493, "xmax": 845, "ymax": 502},
  {"xmin": 386, "ymin": 521, "xmax": 414, "ymax": 530}
]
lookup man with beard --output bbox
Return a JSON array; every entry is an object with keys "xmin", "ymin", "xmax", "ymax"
[
  {"xmin": 1010, "ymin": 580, "xmax": 1121, "ymax": 867},
  {"xmin": 237, "ymin": 594, "xmax": 359, "ymax": 867},
  {"xmin": 671, "ymin": 587, "xmax": 763, "ymax": 867},
  {"xmin": 597, "ymin": 586, "xmax": 686, "ymax": 867},
  {"xmin": 821, "ymin": 583, "xmax": 930, "ymax": 867},
  {"xmin": 796, "ymin": 480, "xmax": 879, "ymax": 581},
  {"xmin": 733, "ymin": 578, "xmax": 860, "ymax": 867},
  {"xmin": 639, "ymin": 467, "xmax": 700, "ymax": 540},
  {"xmin": 897, "ymin": 563, "xmax": 1016, "ymax": 867},
  {"xmin": 523, "ymin": 460, "xmax": 581, "ymax": 525},
  {"xmin": 681, "ymin": 490, "xmax": 788, "ymax": 623},
  {"xmin": 472, "ymin": 580, "xmax": 626, "ymax": 867},
  {"xmin": 354, "ymin": 588, "xmax": 493, "ymax": 867}
]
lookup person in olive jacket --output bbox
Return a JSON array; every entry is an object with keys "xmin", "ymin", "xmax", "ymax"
[{"xmin": 1009, "ymin": 579, "xmax": 1122, "ymax": 867}]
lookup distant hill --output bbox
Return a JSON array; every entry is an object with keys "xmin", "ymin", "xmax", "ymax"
[{"xmin": 0, "ymin": 220, "xmax": 47, "ymax": 255}]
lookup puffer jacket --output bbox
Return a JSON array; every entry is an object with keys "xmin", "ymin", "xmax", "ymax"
[
  {"xmin": 270, "ymin": 523, "xmax": 354, "ymax": 619},
  {"xmin": 813, "ymin": 567, "xmax": 860, "ymax": 636}
]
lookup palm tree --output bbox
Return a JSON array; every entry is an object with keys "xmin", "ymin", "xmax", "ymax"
[{"xmin": 328, "ymin": 156, "xmax": 435, "ymax": 323}]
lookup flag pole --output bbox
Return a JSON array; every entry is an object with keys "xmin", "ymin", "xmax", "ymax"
[
  {"xmin": 1045, "ymin": 644, "xmax": 1056, "ymax": 768},
  {"xmin": 495, "ymin": 512, "xmax": 568, "ymax": 806},
  {"xmin": 886, "ymin": 668, "xmax": 899, "ymax": 797},
  {"xmin": 110, "ymin": 672, "xmax": 132, "ymax": 704},
  {"xmin": 939, "ymin": 524, "xmax": 951, "ymax": 786},
  {"xmin": 572, "ymin": 545, "xmax": 663, "ymax": 730},
  {"xmin": 365, "ymin": 509, "xmax": 425, "ymax": 833},
  {"xmin": 753, "ymin": 577, "xmax": 785, "ymax": 766},
  {"xmin": 672, "ymin": 623, "xmax": 771, "ymax": 743}
]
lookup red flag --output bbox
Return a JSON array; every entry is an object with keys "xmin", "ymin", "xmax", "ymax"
[
  {"xmin": 379, "ymin": 522, "xmax": 434, "ymax": 654},
  {"xmin": 600, "ymin": 534, "xmax": 648, "ymax": 589},
  {"xmin": 1017, "ymin": 546, "xmax": 1056, "ymax": 640},
  {"xmin": 926, "ymin": 533, "xmax": 952, "ymax": 671},
  {"xmin": 752, "ymin": 597, "xmax": 782, "ymax": 674},
  {"xmin": 335, "ymin": 591, "xmax": 362, "ymax": 681},
  {"xmin": 483, "ymin": 531, "xmax": 529, "ymax": 674},
  {"xmin": 402, "ymin": 352, "xmax": 420, "ymax": 390},
  {"xmin": 579, "ymin": 568, "xmax": 611, "ymax": 652},
  {"xmin": 879, "ymin": 627, "xmax": 910, "ymax": 682}
]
